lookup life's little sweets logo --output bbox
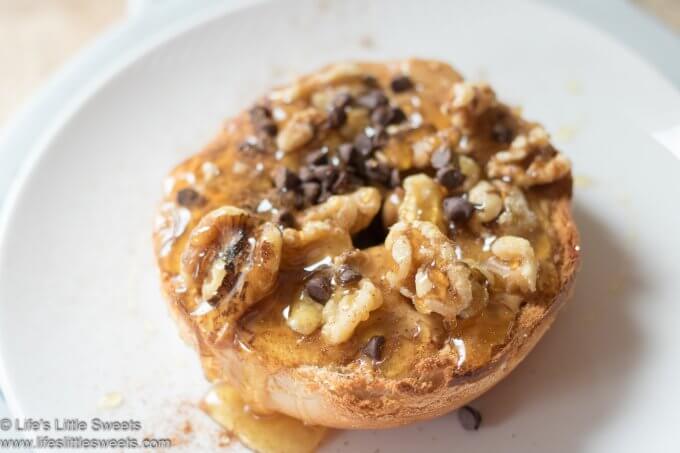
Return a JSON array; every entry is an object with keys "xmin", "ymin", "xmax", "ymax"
[
  {"xmin": 0, "ymin": 418, "xmax": 169, "ymax": 450},
  {"xmin": 1, "ymin": 417, "xmax": 142, "ymax": 432}
]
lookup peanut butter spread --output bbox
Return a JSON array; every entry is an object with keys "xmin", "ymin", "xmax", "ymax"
[{"xmin": 154, "ymin": 59, "xmax": 572, "ymax": 380}]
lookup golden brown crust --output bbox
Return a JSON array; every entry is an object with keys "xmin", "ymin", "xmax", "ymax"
[{"xmin": 154, "ymin": 59, "xmax": 580, "ymax": 428}]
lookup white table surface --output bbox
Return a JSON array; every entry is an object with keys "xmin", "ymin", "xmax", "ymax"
[{"xmin": 0, "ymin": 0, "xmax": 677, "ymax": 441}]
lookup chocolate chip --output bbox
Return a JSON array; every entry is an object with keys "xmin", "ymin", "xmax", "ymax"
[
  {"xmin": 249, "ymin": 105, "xmax": 271, "ymax": 121},
  {"xmin": 331, "ymin": 170, "xmax": 351, "ymax": 194},
  {"xmin": 389, "ymin": 168, "xmax": 401, "ymax": 188},
  {"xmin": 305, "ymin": 148, "xmax": 329, "ymax": 166},
  {"xmin": 436, "ymin": 166, "xmax": 464, "ymax": 189},
  {"xmin": 457, "ymin": 406, "xmax": 482, "ymax": 431},
  {"xmin": 371, "ymin": 106, "xmax": 406, "ymax": 127},
  {"xmin": 443, "ymin": 197, "xmax": 475, "ymax": 223},
  {"xmin": 316, "ymin": 189, "xmax": 331, "ymax": 204},
  {"xmin": 362, "ymin": 75, "xmax": 380, "ymax": 88},
  {"xmin": 301, "ymin": 181, "xmax": 321, "ymax": 205},
  {"xmin": 362, "ymin": 335, "xmax": 385, "ymax": 361},
  {"xmin": 357, "ymin": 90, "xmax": 388, "ymax": 110},
  {"xmin": 337, "ymin": 265, "xmax": 362, "ymax": 285},
  {"xmin": 327, "ymin": 106, "xmax": 347, "ymax": 129},
  {"xmin": 370, "ymin": 106, "xmax": 392, "ymax": 127},
  {"xmin": 274, "ymin": 209, "xmax": 296, "ymax": 228},
  {"xmin": 338, "ymin": 143, "xmax": 358, "ymax": 164},
  {"xmin": 491, "ymin": 122, "xmax": 514, "ymax": 144},
  {"xmin": 354, "ymin": 132, "xmax": 375, "ymax": 157},
  {"xmin": 298, "ymin": 166, "xmax": 314, "ymax": 182},
  {"xmin": 310, "ymin": 164, "xmax": 338, "ymax": 183},
  {"xmin": 176, "ymin": 188, "xmax": 205, "ymax": 207},
  {"xmin": 390, "ymin": 106, "xmax": 407, "ymax": 124},
  {"xmin": 364, "ymin": 159, "xmax": 391, "ymax": 185},
  {"xmin": 390, "ymin": 75, "xmax": 414, "ymax": 93},
  {"xmin": 249, "ymin": 105, "xmax": 277, "ymax": 137},
  {"xmin": 371, "ymin": 127, "xmax": 389, "ymax": 148},
  {"xmin": 333, "ymin": 92, "xmax": 353, "ymax": 109},
  {"xmin": 430, "ymin": 146, "xmax": 452, "ymax": 169},
  {"xmin": 274, "ymin": 167, "xmax": 301, "ymax": 191},
  {"xmin": 306, "ymin": 273, "xmax": 332, "ymax": 303}
]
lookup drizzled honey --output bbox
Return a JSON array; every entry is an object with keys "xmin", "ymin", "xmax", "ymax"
[{"xmin": 201, "ymin": 384, "xmax": 327, "ymax": 453}]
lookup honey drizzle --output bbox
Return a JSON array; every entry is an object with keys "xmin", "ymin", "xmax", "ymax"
[{"xmin": 201, "ymin": 384, "xmax": 327, "ymax": 453}]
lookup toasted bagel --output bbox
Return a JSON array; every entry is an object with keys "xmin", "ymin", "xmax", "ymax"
[{"xmin": 153, "ymin": 59, "xmax": 579, "ymax": 429}]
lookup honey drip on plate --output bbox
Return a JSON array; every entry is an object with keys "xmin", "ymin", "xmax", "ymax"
[{"xmin": 201, "ymin": 383, "xmax": 327, "ymax": 453}]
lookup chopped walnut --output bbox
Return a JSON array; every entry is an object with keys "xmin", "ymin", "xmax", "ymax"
[
  {"xmin": 447, "ymin": 82, "xmax": 497, "ymax": 133},
  {"xmin": 270, "ymin": 63, "xmax": 365, "ymax": 103},
  {"xmin": 494, "ymin": 293, "xmax": 524, "ymax": 312},
  {"xmin": 281, "ymin": 221, "xmax": 353, "ymax": 268},
  {"xmin": 321, "ymin": 278, "xmax": 383, "ymax": 345},
  {"xmin": 412, "ymin": 134, "xmax": 442, "ymax": 168},
  {"xmin": 410, "ymin": 129, "xmax": 461, "ymax": 169},
  {"xmin": 486, "ymin": 236, "xmax": 537, "ymax": 293},
  {"xmin": 487, "ymin": 126, "xmax": 571, "ymax": 186},
  {"xmin": 385, "ymin": 221, "xmax": 478, "ymax": 319},
  {"xmin": 468, "ymin": 181, "xmax": 503, "ymax": 223},
  {"xmin": 494, "ymin": 181, "xmax": 538, "ymax": 235},
  {"xmin": 180, "ymin": 206, "xmax": 282, "ymax": 320},
  {"xmin": 276, "ymin": 108, "xmax": 323, "ymax": 152},
  {"xmin": 286, "ymin": 295, "xmax": 324, "ymax": 335},
  {"xmin": 398, "ymin": 174, "xmax": 445, "ymax": 231},
  {"xmin": 297, "ymin": 187, "xmax": 381, "ymax": 234},
  {"xmin": 458, "ymin": 155, "xmax": 481, "ymax": 192}
]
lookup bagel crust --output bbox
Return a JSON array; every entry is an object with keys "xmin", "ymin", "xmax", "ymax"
[{"xmin": 153, "ymin": 59, "xmax": 580, "ymax": 429}]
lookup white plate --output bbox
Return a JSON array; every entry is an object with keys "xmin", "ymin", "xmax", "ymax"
[{"xmin": 1, "ymin": 0, "xmax": 680, "ymax": 451}]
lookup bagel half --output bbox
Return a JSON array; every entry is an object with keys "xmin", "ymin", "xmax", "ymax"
[{"xmin": 153, "ymin": 59, "xmax": 580, "ymax": 430}]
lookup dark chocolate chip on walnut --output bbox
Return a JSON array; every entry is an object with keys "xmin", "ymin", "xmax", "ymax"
[
  {"xmin": 306, "ymin": 273, "xmax": 333, "ymax": 303},
  {"xmin": 336, "ymin": 265, "xmax": 362, "ymax": 285}
]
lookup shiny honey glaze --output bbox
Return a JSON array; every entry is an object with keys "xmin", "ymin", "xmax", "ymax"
[
  {"xmin": 202, "ymin": 383, "xmax": 326, "ymax": 453},
  {"xmin": 154, "ymin": 60, "xmax": 566, "ymax": 393}
]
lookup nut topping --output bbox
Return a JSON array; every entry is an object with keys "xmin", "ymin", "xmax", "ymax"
[
  {"xmin": 180, "ymin": 206, "xmax": 282, "ymax": 333},
  {"xmin": 468, "ymin": 181, "xmax": 503, "ymax": 223},
  {"xmin": 321, "ymin": 277, "xmax": 383, "ymax": 345},
  {"xmin": 276, "ymin": 108, "xmax": 321, "ymax": 152},
  {"xmin": 487, "ymin": 126, "xmax": 571, "ymax": 186},
  {"xmin": 398, "ymin": 174, "xmax": 446, "ymax": 231},
  {"xmin": 385, "ymin": 221, "xmax": 475, "ymax": 318},
  {"xmin": 158, "ymin": 59, "xmax": 575, "ymax": 361},
  {"xmin": 486, "ymin": 236, "xmax": 537, "ymax": 293},
  {"xmin": 286, "ymin": 295, "xmax": 324, "ymax": 335}
]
